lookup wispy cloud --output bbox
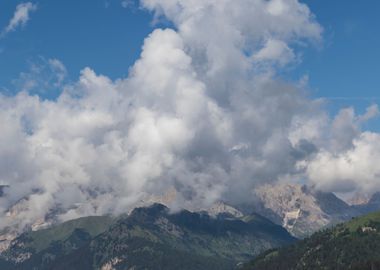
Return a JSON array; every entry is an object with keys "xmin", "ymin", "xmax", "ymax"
[
  {"xmin": 12, "ymin": 57, "xmax": 68, "ymax": 95},
  {"xmin": 1, "ymin": 2, "xmax": 37, "ymax": 38},
  {"xmin": 324, "ymin": 97, "xmax": 380, "ymax": 101},
  {"xmin": 121, "ymin": 0, "xmax": 135, "ymax": 9}
]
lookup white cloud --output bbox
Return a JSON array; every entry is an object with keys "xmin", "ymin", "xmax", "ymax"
[
  {"xmin": 1, "ymin": 2, "xmax": 37, "ymax": 37},
  {"xmin": 253, "ymin": 39, "xmax": 295, "ymax": 66},
  {"xmin": 121, "ymin": 0, "xmax": 134, "ymax": 8},
  {"xmin": 12, "ymin": 57, "xmax": 68, "ymax": 95},
  {"xmin": 0, "ymin": 0, "xmax": 379, "ymax": 233},
  {"xmin": 329, "ymin": 105, "xmax": 379, "ymax": 152},
  {"xmin": 359, "ymin": 104, "xmax": 379, "ymax": 123},
  {"xmin": 307, "ymin": 132, "xmax": 380, "ymax": 194}
]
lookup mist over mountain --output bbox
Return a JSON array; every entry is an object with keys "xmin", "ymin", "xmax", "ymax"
[
  {"xmin": 0, "ymin": 204, "xmax": 295, "ymax": 270},
  {"xmin": 0, "ymin": 0, "xmax": 380, "ymax": 256}
]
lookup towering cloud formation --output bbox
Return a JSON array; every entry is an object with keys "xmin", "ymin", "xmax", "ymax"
[{"xmin": 0, "ymin": 0, "xmax": 378, "ymax": 231}]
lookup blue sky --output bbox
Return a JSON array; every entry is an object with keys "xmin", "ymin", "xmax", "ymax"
[
  {"xmin": 0, "ymin": 0, "xmax": 153, "ymax": 92},
  {"xmin": 0, "ymin": 0, "xmax": 379, "ymax": 122},
  {"xmin": 301, "ymin": 0, "xmax": 380, "ymax": 124}
]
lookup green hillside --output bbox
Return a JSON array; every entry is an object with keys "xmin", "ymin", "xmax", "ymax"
[
  {"xmin": 1, "ymin": 204, "xmax": 295, "ymax": 270},
  {"xmin": 0, "ymin": 215, "xmax": 115, "ymax": 268},
  {"xmin": 244, "ymin": 211, "xmax": 380, "ymax": 270},
  {"xmin": 25, "ymin": 216, "xmax": 115, "ymax": 252}
]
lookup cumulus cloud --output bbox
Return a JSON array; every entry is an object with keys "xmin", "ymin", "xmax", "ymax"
[
  {"xmin": 0, "ymin": 0, "xmax": 378, "ymax": 232},
  {"xmin": 304, "ymin": 105, "xmax": 380, "ymax": 193},
  {"xmin": 253, "ymin": 39, "xmax": 296, "ymax": 67},
  {"xmin": 1, "ymin": 2, "xmax": 37, "ymax": 37},
  {"xmin": 307, "ymin": 132, "xmax": 380, "ymax": 193}
]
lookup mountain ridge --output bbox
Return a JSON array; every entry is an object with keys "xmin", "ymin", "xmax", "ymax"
[{"xmin": 0, "ymin": 203, "xmax": 295, "ymax": 270}]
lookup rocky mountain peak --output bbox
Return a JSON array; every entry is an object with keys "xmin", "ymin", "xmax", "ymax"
[{"xmin": 251, "ymin": 183, "xmax": 354, "ymax": 238}]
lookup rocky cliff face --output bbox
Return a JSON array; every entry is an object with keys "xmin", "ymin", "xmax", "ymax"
[{"xmin": 249, "ymin": 183, "xmax": 360, "ymax": 238}]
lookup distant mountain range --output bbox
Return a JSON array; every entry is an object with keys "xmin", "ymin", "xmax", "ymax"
[
  {"xmin": 1, "ymin": 183, "xmax": 380, "ymax": 269},
  {"xmin": 149, "ymin": 183, "xmax": 380, "ymax": 239},
  {"xmin": 2, "ymin": 182, "xmax": 380, "ymax": 251},
  {"xmin": 243, "ymin": 211, "xmax": 380, "ymax": 270},
  {"xmin": 0, "ymin": 204, "xmax": 295, "ymax": 270}
]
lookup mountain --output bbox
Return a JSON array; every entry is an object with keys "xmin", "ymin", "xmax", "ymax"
[
  {"xmin": 0, "ymin": 215, "xmax": 115, "ymax": 266},
  {"xmin": 141, "ymin": 183, "xmax": 369, "ymax": 239},
  {"xmin": 0, "ymin": 204, "xmax": 295, "ymax": 270},
  {"xmin": 353, "ymin": 192, "xmax": 380, "ymax": 214},
  {"xmin": 346, "ymin": 192, "xmax": 372, "ymax": 206},
  {"xmin": 2, "ymin": 182, "xmax": 380, "ymax": 252},
  {"xmin": 250, "ymin": 183, "xmax": 366, "ymax": 238},
  {"xmin": 0, "ymin": 195, "xmax": 60, "ymax": 253},
  {"xmin": 243, "ymin": 211, "xmax": 380, "ymax": 270}
]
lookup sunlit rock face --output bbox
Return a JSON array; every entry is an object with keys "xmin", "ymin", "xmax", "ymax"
[{"xmin": 250, "ymin": 183, "xmax": 358, "ymax": 238}]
